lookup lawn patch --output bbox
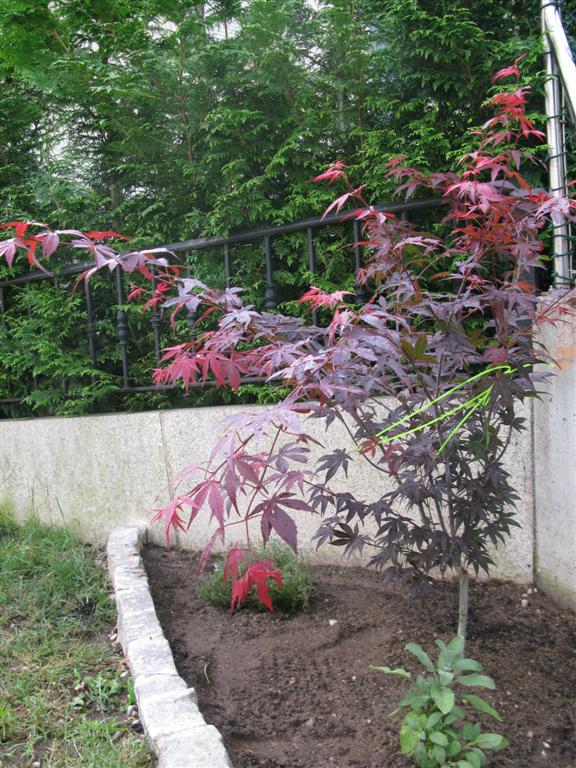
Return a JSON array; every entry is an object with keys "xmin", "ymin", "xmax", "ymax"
[{"xmin": 0, "ymin": 507, "xmax": 152, "ymax": 767}]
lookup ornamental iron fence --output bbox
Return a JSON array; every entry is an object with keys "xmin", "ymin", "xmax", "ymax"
[{"xmin": 0, "ymin": 198, "xmax": 443, "ymax": 412}]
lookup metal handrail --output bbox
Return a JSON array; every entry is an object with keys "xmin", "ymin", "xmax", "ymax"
[
  {"xmin": 0, "ymin": 197, "xmax": 443, "ymax": 287},
  {"xmin": 542, "ymin": 1, "xmax": 576, "ymax": 121},
  {"xmin": 542, "ymin": 0, "xmax": 576, "ymax": 286},
  {"xmin": 162, "ymin": 198, "xmax": 444, "ymax": 253}
]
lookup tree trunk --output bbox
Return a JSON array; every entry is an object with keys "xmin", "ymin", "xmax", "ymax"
[{"xmin": 457, "ymin": 569, "xmax": 469, "ymax": 646}]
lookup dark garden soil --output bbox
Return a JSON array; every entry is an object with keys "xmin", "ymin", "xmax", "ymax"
[{"xmin": 143, "ymin": 546, "xmax": 576, "ymax": 768}]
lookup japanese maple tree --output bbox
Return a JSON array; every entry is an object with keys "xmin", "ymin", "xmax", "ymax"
[{"xmin": 1, "ymin": 62, "xmax": 574, "ymax": 633}]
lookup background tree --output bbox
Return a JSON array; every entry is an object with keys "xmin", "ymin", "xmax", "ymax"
[
  {"xmin": 0, "ymin": 0, "xmax": 545, "ymax": 237},
  {"xmin": 0, "ymin": 0, "xmax": 553, "ymax": 417}
]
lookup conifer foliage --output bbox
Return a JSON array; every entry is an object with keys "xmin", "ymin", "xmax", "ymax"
[{"xmin": 0, "ymin": 0, "xmax": 547, "ymax": 416}]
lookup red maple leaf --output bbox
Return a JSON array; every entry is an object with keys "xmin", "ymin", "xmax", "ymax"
[
  {"xmin": 0, "ymin": 221, "xmax": 36, "ymax": 237},
  {"xmin": 22, "ymin": 237, "xmax": 42, "ymax": 269},
  {"xmin": 84, "ymin": 230, "xmax": 129, "ymax": 241},
  {"xmin": 229, "ymin": 557, "xmax": 283, "ymax": 613},
  {"xmin": 151, "ymin": 497, "xmax": 190, "ymax": 545},
  {"xmin": 321, "ymin": 185, "xmax": 366, "ymax": 219},
  {"xmin": 492, "ymin": 53, "xmax": 527, "ymax": 83},
  {"xmin": 311, "ymin": 160, "xmax": 348, "ymax": 185},
  {"xmin": 127, "ymin": 285, "xmax": 146, "ymax": 301},
  {"xmin": 298, "ymin": 286, "xmax": 354, "ymax": 310},
  {"xmin": 0, "ymin": 239, "xmax": 17, "ymax": 268},
  {"xmin": 37, "ymin": 231, "xmax": 60, "ymax": 259},
  {"xmin": 223, "ymin": 545, "xmax": 247, "ymax": 587}
]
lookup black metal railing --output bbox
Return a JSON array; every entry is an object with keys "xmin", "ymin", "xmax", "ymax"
[{"xmin": 0, "ymin": 197, "xmax": 444, "ymax": 408}]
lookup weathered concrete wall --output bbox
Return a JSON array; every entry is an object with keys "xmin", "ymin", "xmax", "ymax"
[
  {"xmin": 533, "ymin": 313, "xmax": 576, "ymax": 610},
  {"xmin": 0, "ymin": 398, "xmax": 534, "ymax": 582}
]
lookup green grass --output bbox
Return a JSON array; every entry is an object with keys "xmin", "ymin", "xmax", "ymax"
[
  {"xmin": 197, "ymin": 540, "xmax": 314, "ymax": 614},
  {"xmin": 0, "ymin": 506, "xmax": 152, "ymax": 767}
]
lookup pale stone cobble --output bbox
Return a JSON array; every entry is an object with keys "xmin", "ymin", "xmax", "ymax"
[
  {"xmin": 140, "ymin": 689, "xmax": 206, "ymax": 743},
  {"xmin": 115, "ymin": 581, "xmax": 157, "ymax": 619},
  {"xmin": 111, "ymin": 563, "xmax": 148, "ymax": 593},
  {"xmin": 126, "ymin": 634, "xmax": 180, "ymax": 679},
  {"xmin": 116, "ymin": 606, "xmax": 164, "ymax": 649},
  {"xmin": 134, "ymin": 673, "xmax": 193, "ymax": 704},
  {"xmin": 107, "ymin": 524, "xmax": 232, "ymax": 768},
  {"xmin": 156, "ymin": 726, "xmax": 233, "ymax": 768}
]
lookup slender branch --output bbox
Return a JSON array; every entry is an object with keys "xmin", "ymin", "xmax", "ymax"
[
  {"xmin": 241, "ymin": 424, "xmax": 283, "ymax": 531},
  {"xmin": 343, "ymin": 408, "xmax": 390, "ymax": 474},
  {"xmin": 457, "ymin": 569, "xmax": 469, "ymax": 646}
]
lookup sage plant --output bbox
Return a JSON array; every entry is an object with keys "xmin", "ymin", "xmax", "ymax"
[{"xmin": 372, "ymin": 636, "xmax": 508, "ymax": 767}]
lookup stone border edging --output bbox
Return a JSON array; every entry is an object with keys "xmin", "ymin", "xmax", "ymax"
[{"xmin": 107, "ymin": 524, "xmax": 233, "ymax": 768}]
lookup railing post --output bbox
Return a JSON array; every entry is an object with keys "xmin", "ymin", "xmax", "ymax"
[
  {"xmin": 307, "ymin": 228, "xmax": 319, "ymax": 325},
  {"xmin": 264, "ymin": 236, "xmax": 276, "ymax": 309},
  {"xmin": 185, "ymin": 251, "xmax": 199, "ymax": 332},
  {"xmin": 52, "ymin": 275, "xmax": 68, "ymax": 396},
  {"xmin": 83, "ymin": 279, "xmax": 98, "ymax": 367},
  {"xmin": 24, "ymin": 285, "xmax": 38, "ymax": 389},
  {"xmin": 0, "ymin": 285, "xmax": 5, "ymax": 330},
  {"xmin": 542, "ymin": 0, "xmax": 575, "ymax": 287},
  {"xmin": 353, "ymin": 220, "xmax": 367, "ymax": 305},
  {"xmin": 150, "ymin": 266, "xmax": 162, "ymax": 363},
  {"xmin": 224, "ymin": 244, "xmax": 233, "ymax": 289},
  {"xmin": 115, "ymin": 268, "xmax": 130, "ymax": 387}
]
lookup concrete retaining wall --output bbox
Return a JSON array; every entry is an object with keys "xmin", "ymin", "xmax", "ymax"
[
  {"xmin": 2, "ymin": 311, "xmax": 574, "ymax": 603},
  {"xmin": 1, "ymin": 397, "xmax": 534, "ymax": 582},
  {"xmin": 533, "ymin": 313, "xmax": 576, "ymax": 610}
]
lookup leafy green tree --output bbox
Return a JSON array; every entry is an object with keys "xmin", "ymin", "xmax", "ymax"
[
  {"xmin": 0, "ymin": 0, "xmax": 544, "ymax": 237},
  {"xmin": 0, "ymin": 0, "xmax": 547, "ymax": 416}
]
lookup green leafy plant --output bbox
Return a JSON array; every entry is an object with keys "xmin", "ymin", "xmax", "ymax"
[
  {"xmin": 197, "ymin": 541, "xmax": 313, "ymax": 615},
  {"xmin": 372, "ymin": 636, "xmax": 507, "ymax": 768},
  {"xmin": 0, "ymin": 701, "xmax": 16, "ymax": 742},
  {"xmin": 71, "ymin": 669, "xmax": 126, "ymax": 713},
  {"xmin": 126, "ymin": 677, "xmax": 136, "ymax": 708}
]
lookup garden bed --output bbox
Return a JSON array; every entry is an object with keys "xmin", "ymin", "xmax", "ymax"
[{"xmin": 143, "ymin": 545, "xmax": 575, "ymax": 768}]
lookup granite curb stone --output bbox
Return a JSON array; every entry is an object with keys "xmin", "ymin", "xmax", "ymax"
[
  {"xmin": 107, "ymin": 524, "xmax": 233, "ymax": 768},
  {"xmin": 156, "ymin": 726, "xmax": 233, "ymax": 768}
]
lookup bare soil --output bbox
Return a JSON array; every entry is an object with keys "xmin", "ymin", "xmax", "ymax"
[{"xmin": 143, "ymin": 546, "xmax": 576, "ymax": 768}]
